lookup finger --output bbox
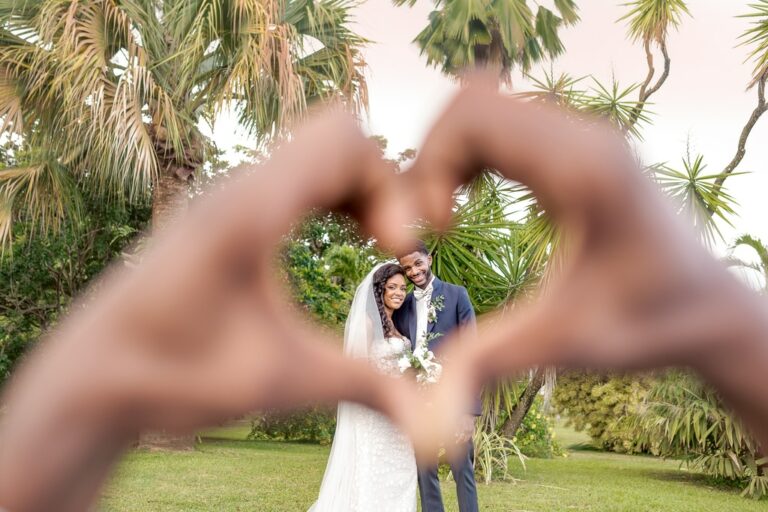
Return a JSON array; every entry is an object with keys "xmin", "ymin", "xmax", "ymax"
[
  {"xmin": 347, "ymin": 151, "xmax": 417, "ymax": 255},
  {"xmin": 411, "ymin": 84, "xmax": 639, "ymax": 231}
]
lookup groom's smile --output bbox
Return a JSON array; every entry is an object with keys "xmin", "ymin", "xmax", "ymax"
[
  {"xmin": 410, "ymin": 271, "xmax": 428, "ymax": 287},
  {"xmin": 398, "ymin": 248, "xmax": 434, "ymax": 289}
]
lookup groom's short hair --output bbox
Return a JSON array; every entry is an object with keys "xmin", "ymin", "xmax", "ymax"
[{"xmin": 396, "ymin": 240, "xmax": 430, "ymax": 258}]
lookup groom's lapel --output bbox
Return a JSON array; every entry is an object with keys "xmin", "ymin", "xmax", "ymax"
[
  {"xmin": 408, "ymin": 295, "xmax": 417, "ymax": 349},
  {"xmin": 428, "ymin": 278, "xmax": 443, "ymax": 334}
]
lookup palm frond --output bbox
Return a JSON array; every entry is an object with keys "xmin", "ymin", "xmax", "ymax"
[
  {"xmin": 619, "ymin": 0, "xmax": 691, "ymax": 44},
  {"xmin": 0, "ymin": 65, "xmax": 23, "ymax": 134},
  {"xmin": 649, "ymin": 155, "xmax": 742, "ymax": 246},
  {"xmin": 729, "ymin": 233, "xmax": 768, "ymax": 291},
  {"xmin": 739, "ymin": 0, "xmax": 768, "ymax": 88},
  {"xmin": 636, "ymin": 371, "xmax": 765, "ymax": 498},
  {"xmin": 518, "ymin": 68, "xmax": 586, "ymax": 109},
  {"xmin": 0, "ymin": 0, "xmax": 368, "ymax": 252},
  {"xmin": 732, "ymin": 234, "xmax": 768, "ymax": 272},
  {"xmin": 0, "ymin": 155, "xmax": 83, "ymax": 248},
  {"xmin": 405, "ymin": 0, "xmax": 578, "ymax": 80},
  {"xmin": 581, "ymin": 77, "xmax": 651, "ymax": 138}
]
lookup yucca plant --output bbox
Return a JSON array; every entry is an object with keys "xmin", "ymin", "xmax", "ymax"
[
  {"xmin": 710, "ymin": 1, "xmax": 768, "ymax": 212},
  {"xmin": 619, "ymin": 0, "xmax": 691, "ymax": 131},
  {"xmin": 426, "ymin": 176, "xmax": 543, "ymax": 315},
  {"xmin": 580, "ymin": 77, "xmax": 652, "ymax": 139},
  {"xmin": 649, "ymin": 154, "xmax": 742, "ymax": 246},
  {"xmin": 518, "ymin": 69, "xmax": 585, "ymax": 109},
  {"xmin": 418, "ymin": 175, "xmax": 557, "ymax": 479},
  {"xmin": 0, "ymin": 0, "xmax": 367, "ymax": 248}
]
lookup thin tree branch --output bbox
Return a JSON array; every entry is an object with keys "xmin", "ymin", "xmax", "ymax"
[
  {"xmin": 625, "ymin": 38, "xmax": 671, "ymax": 133},
  {"xmin": 637, "ymin": 38, "xmax": 656, "ymax": 101},
  {"xmin": 708, "ymin": 72, "xmax": 768, "ymax": 216},
  {"xmin": 645, "ymin": 38, "xmax": 670, "ymax": 98}
]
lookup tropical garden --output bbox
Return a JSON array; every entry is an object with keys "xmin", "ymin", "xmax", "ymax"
[{"xmin": 1, "ymin": 0, "xmax": 768, "ymax": 510}]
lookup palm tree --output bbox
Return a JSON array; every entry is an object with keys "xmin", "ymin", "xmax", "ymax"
[
  {"xmin": 0, "ymin": 0, "xmax": 367, "ymax": 245},
  {"xmin": 392, "ymin": 0, "xmax": 579, "ymax": 84},
  {"xmin": 619, "ymin": 0, "xmax": 691, "ymax": 131},
  {"xmin": 0, "ymin": 0, "xmax": 367, "ymax": 448}
]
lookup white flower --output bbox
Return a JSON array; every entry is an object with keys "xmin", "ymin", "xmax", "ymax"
[{"xmin": 401, "ymin": 336, "xmax": 443, "ymax": 386}]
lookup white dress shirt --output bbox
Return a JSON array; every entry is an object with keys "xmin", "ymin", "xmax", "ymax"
[{"xmin": 414, "ymin": 276, "xmax": 435, "ymax": 344}]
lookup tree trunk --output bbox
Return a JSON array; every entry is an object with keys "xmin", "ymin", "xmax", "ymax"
[
  {"xmin": 151, "ymin": 168, "xmax": 191, "ymax": 232},
  {"xmin": 137, "ymin": 430, "xmax": 197, "ymax": 451},
  {"xmin": 139, "ymin": 129, "xmax": 199, "ymax": 450},
  {"xmin": 501, "ymin": 367, "xmax": 546, "ymax": 440}
]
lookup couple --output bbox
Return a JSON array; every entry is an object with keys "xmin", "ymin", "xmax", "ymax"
[{"xmin": 309, "ymin": 241, "xmax": 480, "ymax": 512}]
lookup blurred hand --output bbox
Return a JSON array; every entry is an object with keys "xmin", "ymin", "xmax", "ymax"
[
  {"xmin": 0, "ymin": 109, "xmax": 424, "ymax": 512},
  {"xmin": 406, "ymin": 76, "xmax": 768, "ymax": 462},
  {"xmin": 454, "ymin": 415, "xmax": 476, "ymax": 445}
]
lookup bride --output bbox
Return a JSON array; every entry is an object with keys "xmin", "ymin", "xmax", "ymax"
[{"xmin": 309, "ymin": 262, "xmax": 417, "ymax": 512}]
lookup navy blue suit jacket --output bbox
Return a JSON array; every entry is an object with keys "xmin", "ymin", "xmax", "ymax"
[{"xmin": 393, "ymin": 277, "xmax": 482, "ymax": 416}]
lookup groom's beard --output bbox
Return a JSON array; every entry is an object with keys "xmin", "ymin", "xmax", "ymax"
[{"xmin": 410, "ymin": 271, "xmax": 432, "ymax": 289}]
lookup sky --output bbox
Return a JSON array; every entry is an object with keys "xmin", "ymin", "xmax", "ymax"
[{"xmin": 212, "ymin": 0, "xmax": 768, "ymax": 270}]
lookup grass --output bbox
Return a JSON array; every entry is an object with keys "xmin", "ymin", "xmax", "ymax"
[{"xmin": 101, "ymin": 424, "xmax": 767, "ymax": 511}]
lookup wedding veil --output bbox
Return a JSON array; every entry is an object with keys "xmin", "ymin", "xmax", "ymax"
[{"xmin": 308, "ymin": 263, "xmax": 388, "ymax": 511}]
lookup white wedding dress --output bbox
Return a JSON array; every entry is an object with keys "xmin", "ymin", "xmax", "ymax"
[{"xmin": 309, "ymin": 265, "xmax": 417, "ymax": 512}]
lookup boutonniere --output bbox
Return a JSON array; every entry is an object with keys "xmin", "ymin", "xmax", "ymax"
[{"xmin": 427, "ymin": 294, "xmax": 445, "ymax": 324}]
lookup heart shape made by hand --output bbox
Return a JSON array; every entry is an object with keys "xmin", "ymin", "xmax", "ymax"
[{"xmin": 2, "ymin": 76, "xmax": 768, "ymax": 512}]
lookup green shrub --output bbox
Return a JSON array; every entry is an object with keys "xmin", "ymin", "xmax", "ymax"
[
  {"xmin": 554, "ymin": 371, "xmax": 653, "ymax": 453},
  {"xmin": 247, "ymin": 407, "xmax": 337, "ymax": 445},
  {"xmin": 0, "ymin": 200, "xmax": 150, "ymax": 385},
  {"xmin": 635, "ymin": 371, "xmax": 768, "ymax": 499},
  {"xmin": 513, "ymin": 399, "xmax": 562, "ymax": 458}
]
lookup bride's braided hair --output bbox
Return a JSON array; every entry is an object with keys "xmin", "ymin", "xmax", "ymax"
[{"xmin": 372, "ymin": 263, "xmax": 406, "ymax": 338}]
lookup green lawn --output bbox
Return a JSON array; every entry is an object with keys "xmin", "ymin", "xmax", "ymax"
[{"xmin": 101, "ymin": 425, "xmax": 767, "ymax": 511}]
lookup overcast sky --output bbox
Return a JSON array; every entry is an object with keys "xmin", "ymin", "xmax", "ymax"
[{"xmin": 212, "ymin": 0, "xmax": 768, "ymax": 272}]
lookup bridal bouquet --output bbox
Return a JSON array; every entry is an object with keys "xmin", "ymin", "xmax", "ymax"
[{"xmin": 397, "ymin": 333, "xmax": 442, "ymax": 385}]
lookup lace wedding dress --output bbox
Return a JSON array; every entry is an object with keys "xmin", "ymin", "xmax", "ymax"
[{"xmin": 309, "ymin": 265, "xmax": 417, "ymax": 512}]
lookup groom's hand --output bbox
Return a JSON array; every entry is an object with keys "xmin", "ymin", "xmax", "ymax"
[{"xmin": 406, "ymin": 76, "xmax": 768, "ymax": 458}]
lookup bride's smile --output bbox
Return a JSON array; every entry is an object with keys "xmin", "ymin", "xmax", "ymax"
[{"xmin": 384, "ymin": 274, "xmax": 408, "ymax": 311}]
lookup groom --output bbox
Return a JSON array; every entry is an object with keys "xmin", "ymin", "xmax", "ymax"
[{"xmin": 393, "ymin": 240, "xmax": 480, "ymax": 512}]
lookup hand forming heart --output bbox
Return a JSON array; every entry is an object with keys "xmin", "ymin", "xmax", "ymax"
[
  {"xmin": 405, "ymin": 78, "xmax": 768, "ymax": 463},
  {"xmin": 1, "ymin": 79, "xmax": 767, "ymax": 512},
  {"xmin": 0, "ymin": 109, "xmax": 423, "ymax": 512}
]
